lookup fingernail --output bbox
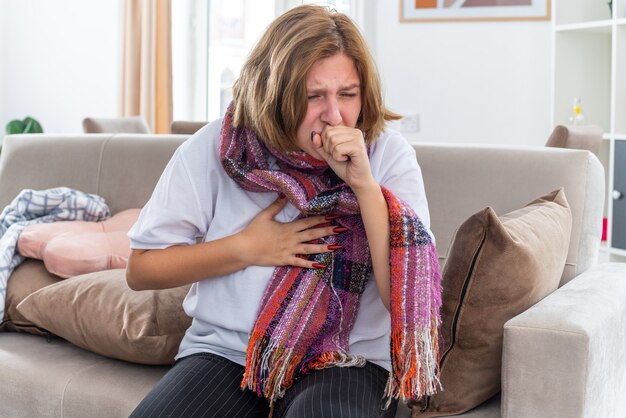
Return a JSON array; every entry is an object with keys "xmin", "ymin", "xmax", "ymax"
[
  {"xmin": 325, "ymin": 215, "xmax": 340, "ymax": 221},
  {"xmin": 312, "ymin": 263, "xmax": 326, "ymax": 269},
  {"xmin": 312, "ymin": 222, "xmax": 331, "ymax": 228},
  {"xmin": 333, "ymin": 226, "xmax": 349, "ymax": 233},
  {"xmin": 327, "ymin": 244, "xmax": 342, "ymax": 251},
  {"xmin": 310, "ymin": 131, "xmax": 315, "ymax": 142},
  {"xmin": 278, "ymin": 193, "xmax": 285, "ymax": 199}
]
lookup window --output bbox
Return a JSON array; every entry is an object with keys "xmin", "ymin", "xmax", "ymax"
[
  {"xmin": 206, "ymin": 0, "xmax": 275, "ymax": 120},
  {"xmin": 172, "ymin": 0, "xmax": 359, "ymax": 122}
]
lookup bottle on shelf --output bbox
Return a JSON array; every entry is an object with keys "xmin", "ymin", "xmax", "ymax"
[{"xmin": 568, "ymin": 97, "xmax": 585, "ymax": 126}]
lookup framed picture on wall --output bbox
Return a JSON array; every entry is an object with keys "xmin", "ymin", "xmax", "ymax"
[{"xmin": 400, "ymin": 0, "xmax": 551, "ymax": 22}]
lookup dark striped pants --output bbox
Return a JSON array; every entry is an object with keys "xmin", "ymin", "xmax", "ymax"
[{"xmin": 129, "ymin": 352, "xmax": 398, "ymax": 418}]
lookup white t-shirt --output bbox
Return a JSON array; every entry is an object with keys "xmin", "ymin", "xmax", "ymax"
[{"xmin": 128, "ymin": 119, "xmax": 432, "ymax": 371}]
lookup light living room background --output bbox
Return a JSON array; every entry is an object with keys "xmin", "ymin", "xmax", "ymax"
[{"xmin": 0, "ymin": 0, "xmax": 551, "ymax": 146}]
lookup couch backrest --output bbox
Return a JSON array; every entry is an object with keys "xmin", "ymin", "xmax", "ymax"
[
  {"xmin": 414, "ymin": 143, "xmax": 605, "ymax": 285},
  {"xmin": 0, "ymin": 135, "xmax": 604, "ymax": 286},
  {"xmin": 0, "ymin": 134, "xmax": 188, "ymax": 216}
]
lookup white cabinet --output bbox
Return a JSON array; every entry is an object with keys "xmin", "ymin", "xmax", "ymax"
[{"xmin": 552, "ymin": 0, "xmax": 626, "ymax": 261}]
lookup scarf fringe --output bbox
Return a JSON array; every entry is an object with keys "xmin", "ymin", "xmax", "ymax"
[
  {"xmin": 309, "ymin": 351, "xmax": 367, "ymax": 370},
  {"xmin": 243, "ymin": 330, "xmax": 368, "ymax": 405},
  {"xmin": 242, "ymin": 331, "xmax": 300, "ymax": 403},
  {"xmin": 383, "ymin": 317, "xmax": 442, "ymax": 408}
]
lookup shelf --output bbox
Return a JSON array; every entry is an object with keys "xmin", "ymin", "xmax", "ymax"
[
  {"xmin": 600, "ymin": 240, "xmax": 626, "ymax": 263},
  {"xmin": 553, "ymin": 31, "xmax": 612, "ymax": 132},
  {"xmin": 555, "ymin": 0, "xmax": 612, "ymax": 26},
  {"xmin": 555, "ymin": 0, "xmax": 626, "ymax": 261},
  {"xmin": 555, "ymin": 20, "xmax": 613, "ymax": 33},
  {"xmin": 615, "ymin": 26, "xmax": 626, "ymax": 133},
  {"xmin": 610, "ymin": 247, "xmax": 626, "ymax": 258}
]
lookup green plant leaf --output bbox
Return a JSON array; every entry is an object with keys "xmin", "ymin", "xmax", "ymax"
[
  {"xmin": 5, "ymin": 117, "xmax": 43, "ymax": 134},
  {"xmin": 23, "ymin": 117, "xmax": 43, "ymax": 133},
  {"xmin": 6, "ymin": 119, "xmax": 25, "ymax": 135}
]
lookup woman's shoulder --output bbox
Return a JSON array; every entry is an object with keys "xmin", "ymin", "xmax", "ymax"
[
  {"xmin": 369, "ymin": 127, "xmax": 416, "ymax": 158},
  {"xmin": 178, "ymin": 118, "xmax": 224, "ymax": 164}
]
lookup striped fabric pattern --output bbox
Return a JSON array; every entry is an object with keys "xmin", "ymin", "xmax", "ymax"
[
  {"xmin": 220, "ymin": 104, "xmax": 442, "ymax": 407},
  {"xmin": 0, "ymin": 187, "xmax": 110, "ymax": 319},
  {"xmin": 130, "ymin": 352, "xmax": 397, "ymax": 417}
]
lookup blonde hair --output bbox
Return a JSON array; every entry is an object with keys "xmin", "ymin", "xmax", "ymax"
[{"xmin": 232, "ymin": 5, "xmax": 399, "ymax": 152}]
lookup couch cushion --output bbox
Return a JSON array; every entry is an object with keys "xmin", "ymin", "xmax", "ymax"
[
  {"xmin": 18, "ymin": 208, "xmax": 141, "ymax": 278},
  {"xmin": 82, "ymin": 116, "xmax": 150, "ymax": 134},
  {"xmin": 414, "ymin": 145, "xmax": 604, "ymax": 286},
  {"xmin": 545, "ymin": 124, "xmax": 603, "ymax": 155},
  {"xmin": 0, "ymin": 259, "xmax": 62, "ymax": 334},
  {"xmin": 411, "ymin": 189, "xmax": 572, "ymax": 417},
  {"xmin": 16, "ymin": 269, "xmax": 191, "ymax": 365},
  {"xmin": 0, "ymin": 333, "xmax": 169, "ymax": 418},
  {"xmin": 0, "ymin": 135, "xmax": 187, "ymax": 218}
]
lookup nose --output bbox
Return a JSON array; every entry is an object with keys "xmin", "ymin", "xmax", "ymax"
[{"xmin": 320, "ymin": 97, "xmax": 343, "ymax": 126}]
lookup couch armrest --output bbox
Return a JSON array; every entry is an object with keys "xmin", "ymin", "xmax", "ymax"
[{"xmin": 501, "ymin": 263, "xmax": 626, "ymax": 418}]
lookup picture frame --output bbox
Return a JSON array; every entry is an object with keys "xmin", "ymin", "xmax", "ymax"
[{"xmin": 400, "ymin": 0, "xmax": 551, "ymax": 22}]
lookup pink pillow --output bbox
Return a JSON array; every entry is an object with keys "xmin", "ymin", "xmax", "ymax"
[{"xmin": 18, "ymin": 209, "xmax": 141, "ymax": 278}]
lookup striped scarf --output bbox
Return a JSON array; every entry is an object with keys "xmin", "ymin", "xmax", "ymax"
[{"xmin": 219, "ymin": 106, "xmax": 442, "ymax": 406}]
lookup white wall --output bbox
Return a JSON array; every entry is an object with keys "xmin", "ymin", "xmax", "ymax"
[
  {"xmin": 0, "ymin": 1, "xmax": 551, "ymax": 145},
  {"xmin": 0, "ymin": 0, "xmax": 120, "ymax": 134},
  {"xmin": 373, "ymin": 4, "xmax": 552, "ymax": 146}
]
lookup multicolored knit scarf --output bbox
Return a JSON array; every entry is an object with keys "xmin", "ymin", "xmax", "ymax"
[{"xmin": 219, "ymin": 104, "xmax": 442, "ymax": 407}]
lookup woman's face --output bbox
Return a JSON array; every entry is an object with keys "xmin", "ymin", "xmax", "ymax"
[{"xmin": 295, "ymin": 53, "xmax": 362, "ymax": 159}]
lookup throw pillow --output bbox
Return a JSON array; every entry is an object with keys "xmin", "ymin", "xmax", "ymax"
[
  {"xmin": 18, "ymin": 208, "xmax": 141, "ymax": 278},
  {"xmin": 0, "ymin": 259, "xmax": 62, "ymax": 335},
  {"xmin": 411, "ymin": 189, "xmax": 572, "ymax": 416},
  {"xmin": 17, "ymin": 269, "xmax": 192, "ymax": 365}
]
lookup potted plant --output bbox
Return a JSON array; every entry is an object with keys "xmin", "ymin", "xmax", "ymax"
[{"xmin": 5, "ymin": 116, "xmax": 44, "ymax": 134}]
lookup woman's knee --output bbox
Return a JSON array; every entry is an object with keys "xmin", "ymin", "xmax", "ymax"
[{"xmin": 277, "ymin": 366, "xmax": 396, "ymax": 418}]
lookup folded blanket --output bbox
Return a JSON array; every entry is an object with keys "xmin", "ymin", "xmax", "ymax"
[{"xmin": 0, "ymin": 187, "xmax": 110, "ymax": 319}]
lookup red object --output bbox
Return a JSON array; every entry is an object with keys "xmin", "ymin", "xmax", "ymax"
[{"xmin": 602, "ymin": 217, "xmax": 608, "ymax": 241}]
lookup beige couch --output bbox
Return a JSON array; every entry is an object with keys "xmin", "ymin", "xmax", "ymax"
[{"xmin": 0, "ymin": 133, "xmax": 625, "ymax": 418}]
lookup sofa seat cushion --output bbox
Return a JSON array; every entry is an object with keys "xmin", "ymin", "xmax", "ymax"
[
  {"xmin": 18, "ymin": 208, "xmax": 141, "ymax": 278},
  {"xmin": 0, "ymin": 333, "xmax": 168, "ymax": 418},
  {"xmin": 412, "ymin": 189, "xmax": 572, "ymax": 417},
  {"xmin": 16, "ymin": 269, "xmax": 191, "ymax": 365},
  {"xmin": 0, "ymin": 333, "xmax": 503, "ymax": 418}
]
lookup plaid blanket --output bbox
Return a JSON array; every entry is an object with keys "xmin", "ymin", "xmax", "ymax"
[{"xmin": 0, "ymin": 187, "xmax": 110, "ymax": 320}]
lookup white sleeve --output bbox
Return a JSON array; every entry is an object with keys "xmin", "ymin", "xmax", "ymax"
[
  {"xmin": 128, "ymin": 140, "xmax": 211, "ymax": 249},
  {"xmin": 370, "ymin": 131, "xmax": 432, "ymax": 236}
]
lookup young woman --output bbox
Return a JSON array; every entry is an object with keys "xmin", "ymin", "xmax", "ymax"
[{"xmin": 127, "ymin": 5, "xmax": 441, "ymax": 418}]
